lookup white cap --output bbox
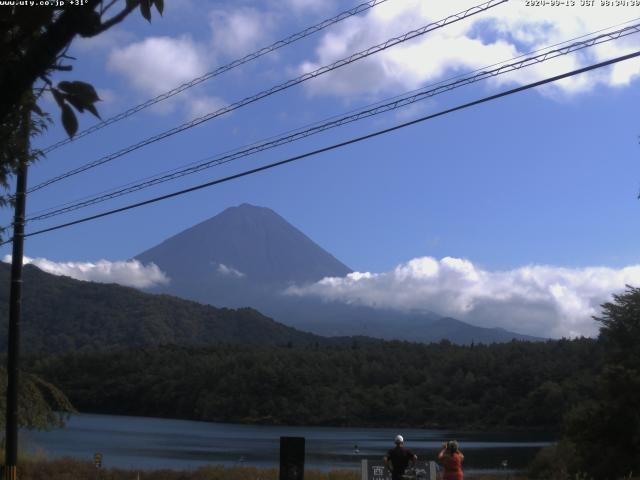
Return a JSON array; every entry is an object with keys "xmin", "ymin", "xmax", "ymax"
[{"xmin": 395, "ymin": 435, "xmax": 404, "ymax": 444}]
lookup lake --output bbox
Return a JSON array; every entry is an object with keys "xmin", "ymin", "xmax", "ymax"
[{"xmin": 22, "ymin": 413, "xmax": 552, "ymax": 474}]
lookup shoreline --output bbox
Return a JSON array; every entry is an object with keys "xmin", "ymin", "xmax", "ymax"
[{"xmin": 71, "ymin": 410, "xmax": 561, "ymax": 434}]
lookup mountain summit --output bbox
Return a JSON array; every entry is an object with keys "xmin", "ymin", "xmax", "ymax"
[{"xmin": 137, "ymin": 203, "xmax": 351, "ymax": 286}]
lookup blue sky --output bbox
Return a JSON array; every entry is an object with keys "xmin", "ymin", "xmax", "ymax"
[{"xmin": 3, "ymin": 0, "xmax": 640, "ymax": 337}]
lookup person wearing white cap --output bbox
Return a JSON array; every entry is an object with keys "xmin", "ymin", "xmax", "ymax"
[{"xmin": 384, "ymin": 434, "xmax": 417, "ymax": 480}]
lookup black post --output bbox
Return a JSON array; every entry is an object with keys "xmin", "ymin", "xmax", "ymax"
[
  {"xmin": 280, "ymin": 437, "xmax": 305, "ymax": 480},
  {"xmin": 4, "ymin": 108, "xmax": 29, "ymax": 480}
]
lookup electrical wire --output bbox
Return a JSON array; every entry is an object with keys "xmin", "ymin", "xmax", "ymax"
[
  {"xmin": 27, "ymin": 0, "xmax": 508, "ymax": 195},
  {"xmin": 40, "ymin": 0, "xmax": 394, "ymax": 154},
  {"xmin": 2, "ymin": 48, "xmax": 637, "ymax": 246},
  {"xmin": 25, "ymin": 15, "xmax": 640, "ymax": 220},
  {"xmin": 23, "ymin": 20, "xmax": 640, "ymax": 223}
]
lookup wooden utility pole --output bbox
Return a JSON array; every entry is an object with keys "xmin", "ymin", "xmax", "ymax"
[{"xmin": 4, "ymin": 106, "xmax": 30, "ymax": 480}]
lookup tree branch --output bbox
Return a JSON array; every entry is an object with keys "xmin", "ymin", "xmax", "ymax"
[{"xmin": 87, "ymin": 0, "xmax": 140, "ymax": 37}]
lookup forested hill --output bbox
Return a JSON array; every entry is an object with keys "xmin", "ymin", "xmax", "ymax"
[
  {"xmin": 0, "ymin": 263, "xmax": 333, "ymax": 353},
  {"xmin": 30, "ymin": 338, "xmax": 601, "ymax": 430}
]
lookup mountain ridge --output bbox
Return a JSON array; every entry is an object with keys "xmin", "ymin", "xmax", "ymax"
[
  {"xmin": 135, "ymin": 203, "xmax": 544, "ymax": 344},
  {"xmin": 0, "ymin": 262, "xmax": 349, "ymax": 354}
]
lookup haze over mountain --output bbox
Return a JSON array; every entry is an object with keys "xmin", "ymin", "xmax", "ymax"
[
  {"xmin": 0, "ymin": 262, "xmax": 331, "ymax": 354},
  {"xmin": 136, "ymin": 204, "xmax": 542, "ymax": 344}
]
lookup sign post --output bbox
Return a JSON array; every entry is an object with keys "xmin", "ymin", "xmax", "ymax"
[
  {"xmin": 361, "ymin": 460, "xmax": 436, "ymax": 480},
  {"xmin": 94, "ymin": 452, "xmax": 102, "ymax": 480}
]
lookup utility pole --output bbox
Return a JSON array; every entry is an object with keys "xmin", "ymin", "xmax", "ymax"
[{"xmin": 4, "ymin": 105, "xmax": 30, "ymax": 480}]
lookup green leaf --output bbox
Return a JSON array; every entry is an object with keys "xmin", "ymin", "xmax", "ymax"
[
  {"xmin": 64, "ymin": 94, "xmax": 86, "ymax": 114},
  {"xmin": 58, "ymin": 81, "xmax": 100, "ymax": 104},
  {"xmin": 140, "ymin": 0, "xmax": 151, "ymax": 22},
  {"xmin": 58, "ymin": 81, "xmax": 101, "ymax": 119},
  {"xmin": 85, "ymin": 103, "xmax": 101, "ymax": 120},
  {"xmin": 51, "ymin": 88, "xmax": 65, "ymax": 108},
  {"xmin": 61, "ymin": 104, "xmax": 78, "ymax": 138},
  {"xmin": 153, "ymin": 0, "xmax": 164, "ymax": 15}
]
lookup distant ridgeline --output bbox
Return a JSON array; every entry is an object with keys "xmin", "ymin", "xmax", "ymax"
[
  {"xmin": 27, "ymin": 339, "xmax": 601, "ymax": 430},
  {"xmin": 0, "ymin": 260, "xmax": 536, "ymax": 355},
  {"xmin": 0, "ymin": 262, "xmax": 354, "ymax": 354},
  {"xmin": 134, "ymin": 204, "xmax": 544, "ymax": 344},
  {"xmin": 0, "ymin": 205, "xmax": 544, "ymax": 350}
]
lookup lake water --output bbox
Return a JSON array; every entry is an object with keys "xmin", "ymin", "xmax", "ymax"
[{"xmin": 22, "ymin": 413, "xmax": 552, "ymax": 474}]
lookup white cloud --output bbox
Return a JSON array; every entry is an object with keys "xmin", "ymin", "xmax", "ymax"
[
  {"xmin": 187, "ymin": 95, "xmax": 227, "ymax": 119},
  {"xmin": 286, "ymin": 256, "xmax": 640, "ymax": 339},
  {"xmin": 91, "ymin": 88, "xmax": 123, "ymax": 116},
  {"xmin": 4, "ymin": 256, "xmax": 169, "ymax": 289},
  {"xmin": 107, "ymin": 35, "xmax": 221, "ymax": 117},
  {"xmin": 210, "ymin": 7, "xmax": 278, "ymax": 59},
  {"xmin": 216, "ymin": 263, "xmax": 245, "ymax": 278},
  {"xmin": 278, "ymin": 0, "xmax": 337, "ymax": 14},
  {"xmin": 297, "ymin": 0, "xmax": 640, "ymax": 99},
  {"xmin": 72, "ymin": 29, "xmax": 136, "ymax": 53},
  {"xmin": 108, "ymin": 35, "xmax": 209, "ymax": 94}
]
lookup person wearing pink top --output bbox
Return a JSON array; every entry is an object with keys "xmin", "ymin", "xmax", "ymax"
[{"xmin": 438, "ymin": 440, "xmax": 464, "ymax": 480}]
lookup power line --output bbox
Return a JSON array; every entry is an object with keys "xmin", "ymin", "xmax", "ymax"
[
  {"xmin": 40, "ymin": 0, "xmax": 393, "ymax": 155},
  {"xmin": 25, "ymin": 15, "xmax": 640, "ymax": 220},
  {"xmin": 23, "ymin": 21, "xmax": 640, "ymax": 223},
  {"xmin": 27, "ymin": 0, "xmax": 507, "ymax": 195},
  {"xmin": 4, "ymin": 49, "xmax": 637, "ymax": 246}
]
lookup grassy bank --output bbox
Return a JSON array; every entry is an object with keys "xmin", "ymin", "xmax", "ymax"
[
  {"xmin": 11, "ymin": 460, "xmax": 358, "ymax": 480},
  {"xmin": 8, "ymin": 458, "xmax": 530, "ymax": 480}
]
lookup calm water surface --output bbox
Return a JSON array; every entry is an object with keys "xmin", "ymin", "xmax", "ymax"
[{"xmin": 23, "ymin": 414, "xmax": 553, "ymax": 473}]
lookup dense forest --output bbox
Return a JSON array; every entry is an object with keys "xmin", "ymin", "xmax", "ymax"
[{"xmin": 28, "ymin": 338, "xmax": 600, "ymax": 430}]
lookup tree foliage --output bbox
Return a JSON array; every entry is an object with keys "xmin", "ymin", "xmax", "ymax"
[
  {"xmin": 562, "ymin": 286, "xmax": 640, "ymax": 479},
  {"xmin": 0, "ymin": 366, "xmax": 75, "ymax": 430},
  {"xmin": 0, "ymin": 0, "xmax": 163, "ymax": 202},
  {"xmin": 0, "ymin": 92, "xmax": 48, "ymax": 212},
  {"xmin": 28, "ymin": 338, "xmax": 600, "ymax": 431}
]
